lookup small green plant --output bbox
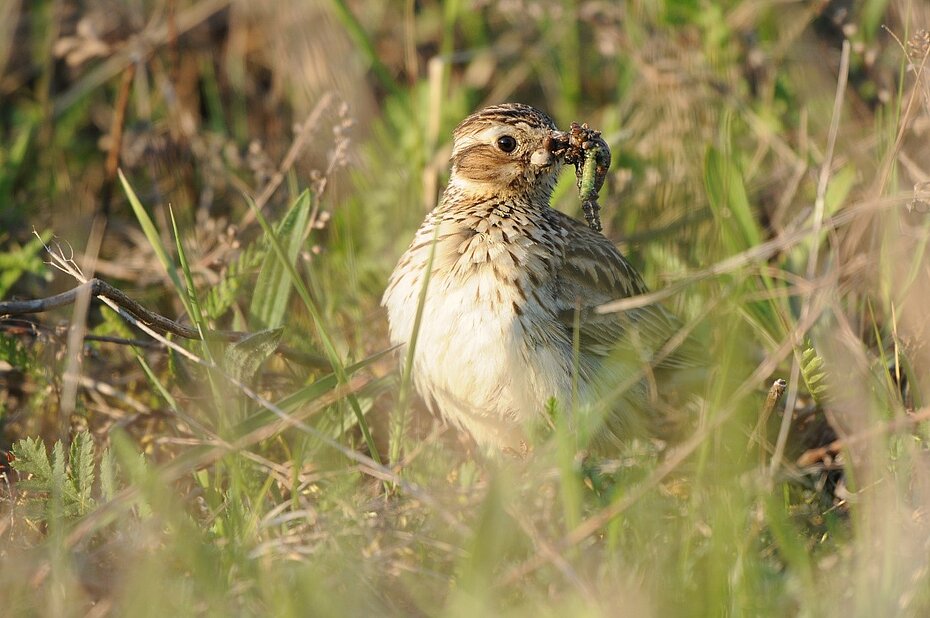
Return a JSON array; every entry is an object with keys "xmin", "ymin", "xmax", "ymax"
[
  {"xmin": 0, "ymin": 231, "xmax": 51, "ymax": 298},
  {"xmin": 202, "ymin": 239, "xmax": 266, "ymax": 321},
  {"xmin": 10, "ymin": 431, "xmax": 124, "ymax": 522},
  {"xmin": 800, "ymin": 343, "xmax": 829, "ymax": 403},
  {"xmin": 0, "ymin": 332, "xmax": 31, "ymax": 370}
]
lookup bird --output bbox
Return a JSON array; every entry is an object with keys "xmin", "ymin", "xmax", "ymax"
[{"xmin": 382, "ymin": 103, "xmax": 699, "ymax": 455}]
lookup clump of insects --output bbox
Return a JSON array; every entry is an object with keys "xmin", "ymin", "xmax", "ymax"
[{"xmin": 546, "ymin": 122, "xmax": 611, "ymax": 232}]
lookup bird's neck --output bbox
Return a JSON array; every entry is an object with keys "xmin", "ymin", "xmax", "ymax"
[{"xmin": 438, "ymin": 176, "xmax": 553, "ymax": 215}]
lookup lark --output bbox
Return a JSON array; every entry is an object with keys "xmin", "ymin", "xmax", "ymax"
[{"xmin": 382, "ymin": 103, "xmax": 696, "ymax": 453}]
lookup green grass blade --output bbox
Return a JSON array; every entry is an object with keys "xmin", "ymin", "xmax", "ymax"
[
  {"xmin": 235, "ymin": 346, "xmax": 395, "ymax": 434},
  {"xmin": 224, "ymin": 327, "xmax": 283, "ymax": 384},
  {"xmin": 118, "ymin": 170, "xmax": 185, "ymax": 299},
  {"xmin": 326, "ymin": 0, "xmax": 401, "ymax": 97},
  {"xmin": 245, "ymin": 195, "xmax": 382, "ymax": 464},
  {"xmin": 168, "ymin": 206, "xmax": 207, "ymax": 337},
  {"xmin": 249, "ymin": 190, "xmax": 311, "ymax": 331},
  {"xmin": 704, "ymin": 146, "xmax": 761, "ymax": 253}
]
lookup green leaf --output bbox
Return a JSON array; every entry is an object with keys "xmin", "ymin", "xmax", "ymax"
[
  {"xmin": 223, "ymin": 327, "xmax": 284, "ymax": 384},
  {"xmin": 0, "ymin": 110, "xmax": 37, "ymax": 208},
  {"xmin": 168, "ymin": 207, "xmax": 225, "ymax": 414},
  {"xmin": 169, "ymin": 206, "xmax": 207, "ymax": 338},
  {"xmin": 51, "ymin": 440, "xmax": 69, "ymax": 519},
  {"xmin": 800, "ymin": 343, "xmax": 829, "ymax": 402},
  {"xmin": 0, "ymin": 334, "xmax": 30, "ymax": 371},
  {"xmin": 99, "ymin": 447, "xmax": 117, "ymax": 502},
  {"xmin": 246, "ymin": 194, "xmax": 382, "ymax": 463},
  {"xmin": 10, "ymin": 436, "xmax": 52, "ymax": 483},
  {"xmin": 249, "ymin": 190, "xmax": 312, "ymax": 330},
  {"xmin": 132, "ymin": 453, "xmax": 153, "ymax": 519},
  {"xmin": 860, "ymin": 0, "xmax": 890, "ymax": 40},
  {"xmin": 0, "ymin": 231, "xmax": 52, "ymax": 298},
  {"xmin": 203, "ymin": 240, "xmax": 266, "ymax": 320},
  {"xmin": 69, "ymin": 431, "xmax": 96, "ymax": 516},
  {"xmin": 704, "ymin": 146, "xmax": 762, "ymax": 253},
  {"xmin": 764, "ymin": 489, "xmax": 815, "ymax": 601},
  {"xmin": 10, "ymin": 433, "xmax": 141, "ymax": 522},
  {"xmin": 824, "ymin": 164, "xmax": 856, "ymax": 216},
  {"xmin": 234, "ymin": 347, "xmax": 394, "ymax": 438},
  {"xmin": 118, "ymin": 170, "xmax": 185, "ymax": 300}
]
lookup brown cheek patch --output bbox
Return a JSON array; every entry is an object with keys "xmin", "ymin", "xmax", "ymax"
[{"xmin": 454, "ymin": 145, "xmax": 517, "ymax": 183}]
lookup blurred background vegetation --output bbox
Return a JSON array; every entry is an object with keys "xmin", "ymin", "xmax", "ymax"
[{"xmin": 2, "ymin": 0, "xmax": 930, "ymax": 615}]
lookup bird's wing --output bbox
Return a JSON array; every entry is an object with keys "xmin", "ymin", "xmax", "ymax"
[{"xmin": 552, "ymin": 213, "xmax": 703, "ymax": 370}]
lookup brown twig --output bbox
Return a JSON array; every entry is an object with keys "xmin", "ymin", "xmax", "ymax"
[
  {"xmin": 0, "ymin": 278, "xmax": 246, "ymax": 342},
  {"xmin": 83, "ymin": 334, "xmax": 164, "ymax": 348},
  {"xmin": 100, "ymin": 62, "xmax": 137, "ymax": 216},
  {"xmin": 0, "ymin": 288, "xmax": 338, "ymax": 369},
  {"xmin": 751, "ymin": 378, "xmax": 787, "ymax": 467}
]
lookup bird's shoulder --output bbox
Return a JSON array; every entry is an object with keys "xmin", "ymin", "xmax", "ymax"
[
  {"xmin": 546, "ymin": 209, "xmax": 702, "ymax": 368},
  {"xmin": 545, "ymin": 208, "xmax": 647, "ymax": 300}
]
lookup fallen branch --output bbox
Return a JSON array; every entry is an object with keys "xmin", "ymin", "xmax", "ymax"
[
  {"xmin": 1, "ymin": 281, "xmax": 339, "ymax": 369},
  {"xmin": 0, "ymin": 278, "xmax": 245, "ymax": 342}
]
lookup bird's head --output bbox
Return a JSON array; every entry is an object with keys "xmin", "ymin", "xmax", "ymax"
[{"xmin": 448, "ymin": 103, "xmax": 563, "ymax": 201}]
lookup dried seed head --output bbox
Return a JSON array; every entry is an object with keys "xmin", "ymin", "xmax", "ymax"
[{"xmin": 907, "ymin": 29, "xmax": 930, "ymax": 62}]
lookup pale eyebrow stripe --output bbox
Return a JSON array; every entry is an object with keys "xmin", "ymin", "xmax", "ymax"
[{"xmin": 452, "ymin": 125, "xmax": 509, "ymax": 156}]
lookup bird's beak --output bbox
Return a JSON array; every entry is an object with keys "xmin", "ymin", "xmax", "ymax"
[{"xmin": 530, "ymin": 148, "xmax": 553, "ymax": 167}]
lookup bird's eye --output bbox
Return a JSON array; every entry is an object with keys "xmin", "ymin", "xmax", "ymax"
[{"xmin": 496, "ymin": 135, "xmax": 517, "ymax": 153}]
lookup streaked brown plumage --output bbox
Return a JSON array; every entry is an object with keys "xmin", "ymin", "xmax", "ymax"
[{"xmin": 382, "ymin": 103, "xmax": 697, "ymax": 453}]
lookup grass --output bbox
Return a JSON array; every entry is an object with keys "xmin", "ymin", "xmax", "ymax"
[{"xmin": 1, "ymin": 0, "xmax": 930, "ymax": 615}]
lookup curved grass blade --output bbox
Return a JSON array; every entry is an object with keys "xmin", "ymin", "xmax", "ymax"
[{"xmin": 245, "ymin": 194, "xmax": 382, "ymax": 464}]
